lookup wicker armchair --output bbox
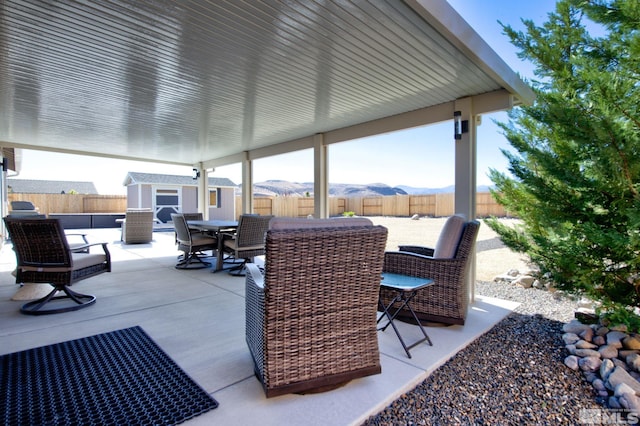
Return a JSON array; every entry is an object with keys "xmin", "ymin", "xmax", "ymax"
[
  {"xmin": 4, "ymin": 217, "xmax": 111, "ymax": 315},
  {"xmin": 380, "ymin": 215, "xmax": 480, "ymax": 325},
  {"xmin": 246, "ymin": 218, "xmax": 388, "ymax": 398},
  {"xmin": 219, "ymin": 214, "xmax": 273, "ymax": 275},
  {"xmin": 121, "ymin": 209, "xmax": 154, "ymax": 244}
]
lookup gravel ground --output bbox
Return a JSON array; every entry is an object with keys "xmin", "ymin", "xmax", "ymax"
[{"xmin": 361, "ymin": 217, "xmax": 604, "ymax": 425}]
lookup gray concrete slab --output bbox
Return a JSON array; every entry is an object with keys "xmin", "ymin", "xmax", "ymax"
[{"xmin": 0, "ymin": 228, "xmax": 518, "ymax": 425}]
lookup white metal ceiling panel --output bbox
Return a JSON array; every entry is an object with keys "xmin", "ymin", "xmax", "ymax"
[{"xmin": 0, "ymin": 0, "xmax": 531, "ymax": 166}]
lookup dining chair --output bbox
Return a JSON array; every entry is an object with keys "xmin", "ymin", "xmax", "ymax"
[
  {"xmin": 171, "ymin": 213, "xmax": 217, "ymax": 269},
  {"xmin": 219, "ymin": 214, "xmax": 273, "ymax": 276}
]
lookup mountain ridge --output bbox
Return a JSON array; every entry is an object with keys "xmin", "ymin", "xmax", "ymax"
[{"xmin": 242, "ymin": 180, "xmax": 493, "ymax": 197}]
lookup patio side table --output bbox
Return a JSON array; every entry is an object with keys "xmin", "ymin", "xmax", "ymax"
[{"xmin": 378, "ymin": 273, "xmax": 435, "ymax": 358}]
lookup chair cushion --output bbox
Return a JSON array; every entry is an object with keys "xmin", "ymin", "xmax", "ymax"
[
  {"xmin": 433, "ymin": 214, "xmax": 466, "ymax": 259},
  {"xmin": 224, "ymin": 240, "xmax": 263, "ymax": 251},
  {"xmin": 269, "ymin": 217, "xmax": 373, "ymax": 230},
  {"xmin": 192, "ymin": 234, "xmax": 216, "ymax": 245},
  {"xmin": 72, "ymin": 253, "xmax": 108, "ymax": 270}
]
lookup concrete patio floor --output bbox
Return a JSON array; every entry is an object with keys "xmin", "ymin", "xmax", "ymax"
[{"xmin": 0, "ymin": 227, "xmax": 518, "ymax": 425}]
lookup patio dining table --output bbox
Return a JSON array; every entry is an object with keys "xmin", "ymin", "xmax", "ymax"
[{"xmin": 187, "ymin": 220, "xmax": 239, "ymax": 271}]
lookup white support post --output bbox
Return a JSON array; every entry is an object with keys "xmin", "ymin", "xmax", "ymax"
[
  {"xmin": 453, "ymin": 97, "xmax": 478, "ymax": 302},
  {"xmin": 198, "ymin": 165, "xmax": 209, "ymax": 220},
  {"xmin": 241, "ymin": 153, "xmax": 253, "ymax": 214},
  {"xmin": 313, "ymin": 133, "xmax": 328, "ymax": 218}
]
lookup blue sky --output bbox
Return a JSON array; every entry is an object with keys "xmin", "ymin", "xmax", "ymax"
[{"xmin": 16, "ymin": 0, "xmax": 558, "ymax": 194}]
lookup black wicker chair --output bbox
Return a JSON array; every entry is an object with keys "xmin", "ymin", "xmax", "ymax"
[{"xmin": 4, "ymin": 217, "xmax": 111, "ymax": 315}]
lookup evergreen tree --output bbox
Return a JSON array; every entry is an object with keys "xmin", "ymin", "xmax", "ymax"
[{"xmin": 486, "ymin": 0, "xmax": 640, "ymax": 314}]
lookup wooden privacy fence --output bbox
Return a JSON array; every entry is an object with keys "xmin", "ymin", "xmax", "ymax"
[
  {"xmin": 8, "ymin": 192, "xmax": 509, "ymax": 218},
  {"xmin": 237, "ymin": 192, "xmax": 510, "ymax": 218},
  {"xmin": 8, "ymin": 194, "xmax": 127, "ymax": 215}
]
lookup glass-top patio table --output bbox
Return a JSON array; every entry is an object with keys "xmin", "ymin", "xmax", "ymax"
[{"xmin": 378, "ymin": 273, "xmax": 435, "ymax": 358}]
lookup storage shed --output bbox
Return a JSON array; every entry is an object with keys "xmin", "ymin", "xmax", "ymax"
[{"xmin": 123, "ymin": 172, "xmax": 236, "ymax": 223}]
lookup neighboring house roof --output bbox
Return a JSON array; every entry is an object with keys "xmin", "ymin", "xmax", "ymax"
[
  {"xmin": 123, "ymin": 172, "xmax": 236, "ymax": 188},
  {"xmin": 7, "ymin": 179, "xmax": 98, "ymax": 194}
]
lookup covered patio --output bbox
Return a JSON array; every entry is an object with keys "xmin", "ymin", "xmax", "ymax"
[
  {"xmin": 0, "ymin": 227, "xmax": 518, "ymax": 424},
  {"xmin": 1, "ymin": 1, "xmax": 532, "ymax": 423},
  {"xmin": 0, "ymin": 0, "xmax": 534, "ymax": 222}
]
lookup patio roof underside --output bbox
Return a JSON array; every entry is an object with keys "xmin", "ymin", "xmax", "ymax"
[{"xmin": 0, "ymin": 0, "xmax": 533, "ymax": 168}]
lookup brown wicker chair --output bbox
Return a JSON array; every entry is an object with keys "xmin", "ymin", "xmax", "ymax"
[
  {"xmin": 380, "ymin": 216, "xmax": 480, "ymax": 325},
  {"xmin": 171, "ymin": 213, "xmax": 217, "ymax": 269},
  {"xmin": 245, "ymin": 218, "xmax": 388, "ymax": 398},
  {"xmin": 4, "ymin": 217, "xmax": 111, "ymax": 315},
  {"xmin": 219, "ymin": 214, "xmax": 273, "ymax": 276},
  {"xmin": 121, "ymin": 209, "xmax": 154, "ymax": 244}
]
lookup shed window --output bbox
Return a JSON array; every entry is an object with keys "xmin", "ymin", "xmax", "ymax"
[{"xmin": 209, "ymin": 189, "xmax": 220, "ymax": 208}]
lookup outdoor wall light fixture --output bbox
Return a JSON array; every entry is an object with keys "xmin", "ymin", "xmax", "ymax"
[
  {"xmin": 0, "ymin": 158, "xmax": 6, "ymax": 172},
  {"xmin": 454, "ymin": 111, "xmax": 468, "ymax": 140},
  {"xmin": 192, "ymin": 168, "xmax": 200, "ymax": 180}
]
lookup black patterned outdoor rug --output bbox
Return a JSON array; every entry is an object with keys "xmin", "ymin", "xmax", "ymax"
[{"xmin": 1, "ymin": 326, "xmax": 218, "ymax": 425}]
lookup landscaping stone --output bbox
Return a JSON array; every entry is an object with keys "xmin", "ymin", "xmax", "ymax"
[
  {"xmin": 564, "ymin": 318, "xmax": 640, "ymax": 411},
  {"xmin": 576, "ymin": 340, "xmax": 598, "ymax": 349},
  {"xmin": 580, "ymin": 327, "xmax": 595, "ymax": 342},
  {"xmin": 563, "ymin": 332, "xmax": 580, "ymax": 345},
  {"xmin": 564, "ymin": 355, "xmax": 580, "ymax": 370},
  {"xmin": 513, "ymin": 275, "xmax": 535, "ymax": 288},
  {"xmin": 599, "ymin": 345, "xmax": 619, "ymax": 359},
  {"xmin": 575, "ymin": 348, "xmax": 601, "ymax": 358},
  {"xmin": 579, "ymin": 356, "xmax": 602, "ymax": 372},
  {"xmin": 623, "ymin": 335, "xmax": 640, "ymax": 350},
  {"xmin": 564, "ymin": 320, "xmax": 592, "ymax": 335},
  {"xmin": 626, "ymin": 353, "xmax": 640, "ymax": 372},
  {"xmin": 606, "ymin": 331, "xmax": 628, "ymax": 348}
]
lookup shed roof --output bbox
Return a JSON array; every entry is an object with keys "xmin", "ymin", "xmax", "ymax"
[
  {"xmin": 124, "ymin": 172, "xmax": 236, "ymax": 188},
  {"xmin": 7, "ymin": 179, "xmax": 98, "ymax": 195}
]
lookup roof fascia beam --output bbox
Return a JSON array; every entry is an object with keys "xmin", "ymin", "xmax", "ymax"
[
  {"xmin": 404, "ymin": 0, "xmax": 535, "ymax": 106},
  {"xmin": 0, "ymin": 141, "xmax": 190, "ymax": 167}
]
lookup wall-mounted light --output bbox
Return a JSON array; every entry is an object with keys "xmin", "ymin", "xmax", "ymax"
[
  {"xmin": 192, "ymin": 168, "xmax": 200, "ymax": 180},
  {"xmin": 454, "ymin": 111, "xmax": 468, "ymax": 140}
]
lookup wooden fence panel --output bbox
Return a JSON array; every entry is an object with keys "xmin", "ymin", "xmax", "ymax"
[
  {"xmin": 362, "ymin": 197, "xmax": 382, "ymax": 216},
  {"xmin": 8, "ymin": 194, "xmax": 126, "ymax": 215},
  {"xmin": 83, "ymin": 196, "xmax": 128, "ymax": 213},
  {"xmin": 476, "ymin": 192, "xmax": 508, "ymax": 217},
  {"xmin": 8, "ymin": 192, "xmax": 511, "ymax": 219},
  {"xmin": 253, "ymin": 197, "xmax": 273, "ymax": 217},
  {"xmin": 409, "ymin": 194, "xmax": 436, "ymax": 216},
  {"xmin": 345, "ymin": 197, "xmax": 363, "ymax": 216},
  {"xmin": 434, "ymin": 193, "xmax": 454, "ymax": 217},
  {"xmin": 329, "ymin": 198, "xmax": 345, "ymax": 216},
  {"xmin": 382, "ymin": 195, "xmax": 409, "ymax": 216}
]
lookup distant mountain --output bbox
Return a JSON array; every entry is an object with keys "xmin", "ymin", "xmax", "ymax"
[
  {"xmin": 397, "ymin": 184, "xmax": 494, "ymax": 195},
  {"xmin": 240, "ymin": 180, "xmax": 492, "ymax": 197},
  {"xmin": 244, "ymin": 180, "xmax": 408, "ymax": 197}
]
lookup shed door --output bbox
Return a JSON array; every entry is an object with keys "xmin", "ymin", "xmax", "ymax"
[{"xmin": 154, "ymin": 188, "xmax": 181, "ymax": 223}]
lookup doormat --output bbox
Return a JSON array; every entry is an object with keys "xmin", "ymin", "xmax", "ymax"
[{"xmin": 1, "ymin": 326, "xmax": 218, "ymax": 425}]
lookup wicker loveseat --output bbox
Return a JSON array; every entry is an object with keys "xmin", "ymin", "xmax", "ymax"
[
  {"xmin": 245, "ymin": 217, "xmax": 388, "ymax": 398},
  {"xmin": 380, "ymin": 215, "xmax": 480, "ymax": 325}
]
